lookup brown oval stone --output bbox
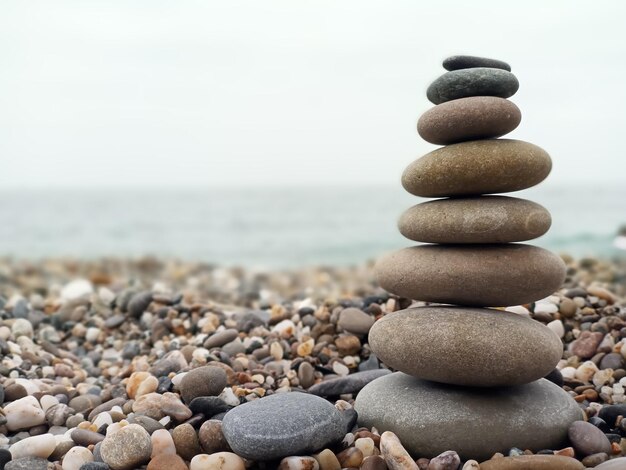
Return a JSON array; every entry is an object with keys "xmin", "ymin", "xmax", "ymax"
[
  {"xmin": 369, "ymin": 306, "xmax": 562, "ymax": 386},
  {"xmin": 417, "ymin": 97, "xmax": 521, "ymax": 145},
  {"xmin": 375, "ymin": 244, "xmax": 566, "ymax": 307},
  {"xmin": 480, "ymin": 455, "xmax": 584, "ymax": 469},
  {"xmin": 402, "ymin": 139, "xmax": 552, "ymax": 197},
  {"xmin": 398, "ymin": 196, "xmax": 551, "ymax": 243}
]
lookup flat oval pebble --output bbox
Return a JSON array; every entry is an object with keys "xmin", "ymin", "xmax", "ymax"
[
  {"xmin": 417, "ymin": 97, "xmax": 521, "ymax": 145},
  {"xmin": 307, "ymin": 369, "xmax": 391, "ymax": 396},
  {"xmin": 398, "ymin": 196, "xmax": 551, "ymax": 244},
  {"xmin": 568, "ymin": 420, "xmax": 611, "ymax": 456},
  {"xmin": 479, "ymin": 455, "xmax": 584, "ymax": 469},
  {"xmin": 427, "ymin": 68, "xmax": 519, "ymax": 104},
  {"xmin": 375, "ymin": 244, "xmax": 566, "ymax": 307},
  {"xmin": 368, "ymin": 307, "xmax": 562, "ymax": 386},
  {"xmin": 443, "ymin": 55, "xmax": 512, "ymax": 72},
  {"xmin": 179, "ymin": 366, "xmax": 228, "ymax": 404},
  {"xmin": 402, "ymin": 139, "xmax": 552, "ymax": 197},
  {"xmin": 354, "ymin": 372, "xmax": 582, "ymax": 461},
  {"xmin": 221, "ymin": 392, "xmax": 347, "ymax": 460}
]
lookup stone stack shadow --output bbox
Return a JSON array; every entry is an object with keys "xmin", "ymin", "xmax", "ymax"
[{"xmin": 354, "ymin": 55, "xmax": 583, "ymax": 461}]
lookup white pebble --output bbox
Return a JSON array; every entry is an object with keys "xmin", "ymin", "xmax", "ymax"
[
  {"xmin": 332, "ymin": 362, "xmax": 350, "ymax": 377},
  {"xmin": 575, "ymin": 361, "xmax": 598, "ymax": 383},
  {"xmin": 547, "ymin": 320, "xmax": 564, "ymax": 338},
  {"xmin": 218, "ymin": 387, "xmax": 240, "ymax": 407},
  {"xmin": 534, "ymin": 301, "xmax": 558, "ymax": 315},
  {"xmin": 92, "ymin": 412, "xmax": 113, "ymax": 428},
  {"xmin": 14, "ymin": 378, "xmax": 41, "ymax": 395},
  {"xmin": 355, "ymin": 437, "xmax": 375, "ymax": 457},
  {"xmin": 85, "ymin": 327, "xmax": 101, "ymax": 343},
  {"xmin": 171, "ymin": 372, "xmax": 187, "ymax": 388},
  {"xmin": 151, "ymin": 428, "xmax": 176, "ymax": 457},
  {"xmin": 505, "ymin": 305, "xmax": 530, "ymax": 316},
  {"xmin": 272, "ymin": 320, "xmax": 296, "ymax": 338},
  {"xmin": 62, "ymin": 446, "xmax": 94, "ymax": 470},
  {"xmin": 4, "ymin": 395, "xmax": 45, "ymax": 431},
  {"xmin": 40, "ymin": 394, "xmax": 60, "ymax": 412},
  {"xmin": 560, "ymin": 366, "xmax": 577, "ymax": 380},
  {"xmin": 11, "ymin": 319, "xmax": 33, "ymax": 339},
  {"xmin": 61, "ymin": 279, "xmax": 94, "ymax": 300},
  {"xmin": 9, "ymin": 433, "xmax": 56, "ymax": 459},
  {"xmin": 594, "ymin": 369, "xmax": 613, "ymax": 388},
  {"xmin": 190, "ymin": 452, "xmax": 246, "ymax": 470}
]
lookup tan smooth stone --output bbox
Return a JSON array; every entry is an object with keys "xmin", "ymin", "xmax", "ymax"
[
  {"xmin": 368, "ymin": 306, "xmax": 562, "ymax": 386},
  {"xmin": 418, "ymin": 96, "xmax": 521, "ymax": 145},
  {"xmin": 375, "ymin": 244, "xmax": 566, "ymax": 307},
  {"xmin": 398, "ymin": 196, "xmax": 551, "ymax": 244},
  {"xmin": 380, "ymin": 431, "xmax": 418, "ymax": 470},
  {"xmin": 479, "ymin": 455, "xmax": 584, "ymax": 469},
  {"xmin": 402, "ymin": 139, "xmax": 551, "ymax": 197}
]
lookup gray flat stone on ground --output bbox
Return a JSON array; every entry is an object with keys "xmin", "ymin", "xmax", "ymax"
[{"xmin": 307, "ymin": 369, "xmax": 391, "ymax": 396}]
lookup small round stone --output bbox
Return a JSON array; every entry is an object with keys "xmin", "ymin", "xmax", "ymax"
[
  {"xmin": 443, "ymin": 55, "xmax": 511, "ymax": 72},
  {"xmin": 418, "ymin": 96, "xmax": 521, "ymax": 145},
  {"xmin": 567, "ymin": 420, "xmax": 611, "ymax": 456},
  {"xmin": 198, "ymin": 419, "xmax": 230, "ymax": 454},
  {"xmin": 337, "ymin": 308, "xmax": 375, "ymax": 335},
  {"xmin": 399, "ymin": 196, "xmax": 551, "ymax": 244},
  {"xmin": 402, "ymin": 139, "xmax": 552, "ymax": 197},
  {"xmin": 62, "ymin": 446, "xmax": 94, "ymax": 470},
  {"xmin": 179, "ymin": 366, "xmax": 228, "ymax": 404},
  {"xmin": 375, "ymin": 244, "xmax": 566, "ymax": 307},
  {"xmin": 100, "ymin": 424, "xmax": 152, "ymax": 470},
  {"xmin": 368, "ymin": 307, "xmax": 562, "ymax": 386},
  {"xmin": 222, "ymin": 392, "xmax": 347, "ymax": 460},
  {"xmin": 190, "ymin": 452, "xmax": 245, "ymax": 470},
  {"xmin": 427, "ymin": 68, "xmax": 519, "ymax": 104}
]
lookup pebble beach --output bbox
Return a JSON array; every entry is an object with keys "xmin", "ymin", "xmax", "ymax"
[{"xmin": 0, "ymin": 255, "xmax": 624, "ymax": 469}]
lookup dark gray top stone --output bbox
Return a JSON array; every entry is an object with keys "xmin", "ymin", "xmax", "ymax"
[
  {"xmin": 443, "ymin": 55, "xmax": 511, "ymax": 72},
  {"xmin": 222, "ymin": 391, "xmax": 347, "ymax": 460},
  {"xmin": 307, "ymin": 369, "xmax": 391, "ymax": 396},
  {"xmin": 427, "ymin": 68, "xmax": 519, "ymax": 104}
]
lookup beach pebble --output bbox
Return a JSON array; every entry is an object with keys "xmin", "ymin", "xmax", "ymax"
[
  {"xmin": 100, "ymin": 424, "xmax": 152, "ymax": 470},
  {"xmin": 151, "ymin": 429, "xmax": 176, "ymax": 457},
  {"xmin": 297, "ymin": 362, "xmax": 316, "ymax": 389},
  {"xmin": 180, "ymin": 366, "xmax": 228, "ymax": 404},
  {"xmin": 4, "ymin": 395, "xmax": 46, "ymax": 431},
  {"xmin": 198, "ymin": 419, "xmax": 230, "ymax": 454},
  {"xmin": 132, "ymin": 392, "xmax": 192, "ymax": 421},
  {"xmin": 79, "ymin": 463, "xmax": 110, "ymax": 470},
  {"xmin": 12, "ymin": 319, "xmax": 34, "ymax": 338},
  {"xmin": 418, "ymin": 96, "xmax": 520, "ymax": 145},
  {"xmin": 443, "ymin": 55, "xmax": 511, "ymax": 71},
  {"xmin": 190, "ymin": 452, "xmax": 245, "ymax": 470},
  {"xmin": 380, "ymin": 431, "xmax": 417, "ymax": 470},
  {"xmin": 568, "ymin": 421, "xmax": 611, "ymax": 456},
  {"xmin": 5, "ymin": 456, "xmax": 53, "ymax": 470},
  {"xmin": 595, "ymin": 457, "xmax": 626, "ymax": 469},
  {"xmin": 547, "ymin": 319, "xmax": 565, "ymax": 338},
  {"xmin": 9, "ymin": 433, "xmax": 56, "ymax": 459},
  {"xmin": 399, "ymin": 196, "xmax": 550, "ymax": 244},
  {"xmin": 314, "ymin": 448, "xmax": 341, "ymax": 470},
  {"xmin": 146, "ymin": 454, "xmax": 188, "ymax": 470},
  {"xmin": 402, "ymin": 139, "xmax": 551, "ymax": 198},
  {"xmin": 375, "ymin": 245, "xmax": 565, "ymax": 307},
  {"xmin": 355, "ymin": 372, "xmax": 582, "ymax": 460},
  {"xmin": 428, "ymin": 451, "xmax": 460, "ymax": 470},
  {"xmin": 204, "ymin": 329, "xmax": 239, "ymax": 349},
  {"xmin": 71, "ymin": 429, "xmax": 105, "ymax": 446},
  {"xmin": 337, "ymin": 308, "xmax": 375, "ymax": 335},
  {"xmin": 61, "ymin": 280, "xmax": 94, "ymax": 301},
  {"xmin": 62, "ymin": 446, "xmax": 94, "ymax": 470},
  {"xmin": 461, "ymin": 461, "xmax": 479, "ymax": 470},
  {"xmin": 172, "ymin": 423, "xmax": 203, "ymax": 461},
  {"xmin": 278, "ymin": 456, "xmax": 320, "ymax": 470},
  {"xmin": 307, "ymin": 369, "xmax": 391, "ymax": 396},
  {"xmin": 222, "ymin": 392, "xmax": 347, "ymax": 460},
  {"xmin": 569, "ymin": 331, "xmax": 604, "ymax": 359},
  {"xmin": 427, "ymin": 68, "xmax": 519, "ymax": 104},
  {"xmin": 361, "ymin": 455, "xmax": 388, "ymax": 470}
]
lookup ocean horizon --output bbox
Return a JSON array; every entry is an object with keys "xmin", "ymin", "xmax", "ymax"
[{"xmin": 1, "ymin": 184, "xmax": 624, "ymax": 268}]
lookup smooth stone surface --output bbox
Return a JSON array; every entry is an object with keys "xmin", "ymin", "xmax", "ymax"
[
  {"xmin": 337, "ymin": 308, "xmax": 375, "ymax": 335},
  {"xmin": 4, "ymin": 395, "xmax": 46, "ymax": 431},
  {"xmin": 307, "ymin": 369, "xmax": 391, "ymax": 396},
  {"xmin": 398, "ymin": 196, "xmax": 551, "ymax": 244},
  {"xmin": 418, "ymin": 96, "xmax": 521, "ymax": 145},
  {"xmin": 9, "ymin": 433, "xmax": 56, "ymax": 459},
  {"xmin": 179, "ymin": 366, "xmax": 228, "ymax": 404},
  {"xmin": 222, "ymin": 392, "xmax": 346, "ymax": 460},
  {"xmin": 369, "ymin": 307, "xmax": 562, "ymax": 386},
  {"xmin": 100, "ymin": 424, "xmax": 152, "ymax": 470},
  {"xmin": 479, "ymin": 455, "xmax": 584, "ymax": 469},
  {"xmin": 375, "ymin": 244, "xmax": 566, "ymax": 307},
  {"xmin": 62, "ymin": 446, "xmax": 94, "ymax": 470},
  {"xmin": 379, "ymin": 431, "xmax": 417, "ymax": 470},
  {"xmin": 354, "ymin": 372, "xmax": 582, "ymax": 460},
  {"xmin": 595, "ymin": 458, "xmax": 626, "ymax": 469},
  {"xmin": 146, "ymin": 454, "xmax": 188, "ymax": 470},
  {"xmin": 443, "ymin": 55, "xmax": 511, "ymax": 72},
  {"xmin": 5, "ymin": 456, "xmax": 53, "ymax": 470},
  {"xmin": 402, "ymin": 139, "xmax": 552, "ymax": 197},
  {"xmin": 190, "ymin": 452, "xmax": 245, "ymax": 470},
  {"xmin": 568, "ymin": 420, "xmax": 611, "ymax": 456},
  {"xmin": 427, "ymin": 68, "xmax": 519, "ymax": 104}
]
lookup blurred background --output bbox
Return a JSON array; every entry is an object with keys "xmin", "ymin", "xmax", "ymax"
[{"xmin": 1, "ymin": 1, "xmax": 625, "ymax": 268}]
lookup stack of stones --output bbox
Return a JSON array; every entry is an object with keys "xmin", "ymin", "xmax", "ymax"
[{"xmin": 354, "ymin": 55, "xmax": 583, "ymax": 461}]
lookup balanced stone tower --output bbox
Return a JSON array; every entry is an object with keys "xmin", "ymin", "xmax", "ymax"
[{"xmin": 354, "ymin": 55, "xmax": 582, "ymax": 461}]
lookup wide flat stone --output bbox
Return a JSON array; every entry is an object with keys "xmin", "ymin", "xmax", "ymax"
[
  {"xmin": 221, "ymin": 392, "xmax": 347, "ymax": 460},
  {"xmin": 427, "ymin": 68, "xmax": 519, "ymax": 104},
  {"xmin": 368, "ymin": 307, "xmax": 562, "ymax": 386},
  {"xmin": 398, "ymin": 196, "xmax": 551, "ymax": 244},
  {"xmin": 375, "ymin": 244, "xmax": 566, "ymax": 307},
  {"xmin": 418, "ymin": 96, "xmax": 521, "ymax": 145},
  {"xmin": 443, "ymin": 55, "xmax": 511, "ymax": 72},
  {"xmin": 402, "ymin": 139, "xmax": 551, "ymax": 197},
  {"xmin": 480, "ymin": 455, "xmax": 584, "ymax": 469},
  {"xmin": 354, "ymin": 372, "xmax": 582, "ymax": 461}
]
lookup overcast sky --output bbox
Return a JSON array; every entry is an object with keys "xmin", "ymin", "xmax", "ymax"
[{"xmin": 1, "ymin": 1, "xmax": 625, "ymax": 189}]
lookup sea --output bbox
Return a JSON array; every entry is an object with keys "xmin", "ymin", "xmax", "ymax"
[{"xmin": 1, "ymin": 184, "xmax": 624, "ymax": 268}]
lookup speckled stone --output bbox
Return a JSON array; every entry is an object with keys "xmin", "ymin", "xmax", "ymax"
[
  {"xmin": 479, "ymin": 455, "xmax": 584, "ymax": 469},
  {"xmin": 100, "ymin": 424, "xmax": 152, "ymax": 470},
  {"xmin": 375, "ymin": 244, "xmax": 566, "ymax": 307},
  {"xmin": 427, "ymin": 68, "xmax": 519, "ymax": 104},
  {"xmin": 354, "ymin": 372, "xmax": 582, "ymax": 461},
  {"xmin": 398, "ymin": 196, "xmax": 551, "ymax": 244},
  {"xmin": 402, "ymin": 139, "xmax": 552, "ymax": 197},
  {"xmin": 368, "ymin": 307, "xmax": 562, "ymax": 386},
  {"xmin": 443, "ymin": 55, "xmax": 511, "ymax": 72},
  {"xmin": 5, "ymin": 456, "xmax": 53, "ymax": 470},
  {"xmin": 418, "ymin": 97, "xmax": 521, "ymax": 145},
  {"xmin": 222, "ymin": 392, "xmax": 347, "ymax": 460}
]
